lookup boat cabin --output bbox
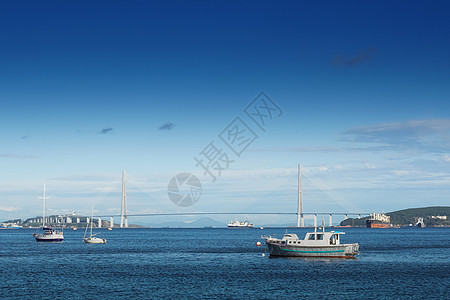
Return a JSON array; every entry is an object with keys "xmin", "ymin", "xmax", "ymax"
[
  {"xmin": 281, "ymin": 231, "xmax": 345, "ymax": 246},
  {"xmin": 42, "ymin": 227, "xmax": 61, "ymax": 235}
]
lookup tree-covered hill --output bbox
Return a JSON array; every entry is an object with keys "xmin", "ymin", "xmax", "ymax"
[{"xmin": 340, "ymin": 206, "xmax": 450, "ymax": 227}]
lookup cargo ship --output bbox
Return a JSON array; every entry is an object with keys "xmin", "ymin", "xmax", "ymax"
[{"xmin": 366, "ymin": 213, "xmax": 390, "ymax": 228}]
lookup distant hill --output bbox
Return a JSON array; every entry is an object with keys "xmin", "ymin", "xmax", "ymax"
[
  {"xmin": 340, "ymin": 206, "xmax": 450, "ymax": 227},
  {"xmin": 147, "ymin": 217, "xmax": 226, "ymax": 228}
]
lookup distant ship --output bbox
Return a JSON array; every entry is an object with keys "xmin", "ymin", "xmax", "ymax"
[
  {"xmin": 0, "ymin": 223, "xmax": 22, "ymax": 229},
  {"xmin": 366, "ymin": 213, "xmax": 390, "ymax": 228},
  {"xmin": 227, "ymin": 220, "xmax": 254, "ymax": 228}
]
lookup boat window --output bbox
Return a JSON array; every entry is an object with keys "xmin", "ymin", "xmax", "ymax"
[
  {"xmin": 308, "ymin": 234, "xmax": 315, "ymax": 240},
  {"xmin": 330, "ymin": 234, "xmax": 337, "ymax": 245},
  {"xmin": 316, "ymin": 234, "xmax": 323, "ymax": 240}
]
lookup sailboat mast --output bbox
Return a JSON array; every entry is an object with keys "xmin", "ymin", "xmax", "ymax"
[
  {"xmin": 90, "ymin": 207, "xmax": 93, "ymax": 237},
  {"xmin": 296, "ymin": 164, "xmax": 304, "ymax": 227},
  {"xmin": 43, "ymin": 184, "xmax": 46, "ymax": 228}
]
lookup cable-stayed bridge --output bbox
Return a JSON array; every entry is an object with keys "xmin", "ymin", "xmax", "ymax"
[
  {"xmin": 27, "ymin": 168, "xmax": 370, "ymax": 229},
  {"xmin": 101, "ymin": 168, "xmax": 370, "ymax": 228},
  {"xmin": 95, "ymin": 212, "xmax": 369, "ymax": 228}
]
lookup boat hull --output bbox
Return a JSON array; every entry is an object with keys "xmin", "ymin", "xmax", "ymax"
[
  {"xmin": 266, "ymin": 243, "xmax": 359, "ymax": 258},
  {"xmin": 366, "ymin": 220, "xmax": 390, "ymax": 228},
  {"xmin": 83, "ymin": 237, "xmax": 106, "ymax": 244},
  {"xmin": 33, "ymin": 234, "xmax": 64, "ymax": 242},
  {"xmin": 227, "ymin": 225, "xmax": 254, "ymax": 229}
]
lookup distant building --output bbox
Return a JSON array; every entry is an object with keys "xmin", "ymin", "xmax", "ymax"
[{"xmin": 21, "ymin": 215, "xmax": 109, "ymax": 227}]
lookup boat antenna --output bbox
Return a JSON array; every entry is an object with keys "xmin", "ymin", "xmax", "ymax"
[{"xmin": 314, "ymin": 214, "xmax": 317, "ymax": 233}]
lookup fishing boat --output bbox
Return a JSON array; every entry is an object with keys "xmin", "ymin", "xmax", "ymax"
[
  {"xmin": 83, "ymin": 208, "xmax": 106, "ymax": 244},
  {"xmin": 227, "ymin": 220, "xmax": 254, "ymax": 228},
  {"xmin": 263, "ymin": 226, "xmax": 359, "ymax": 258},
  {"xmin": 33, "ymin": 185, "xmax": 64, "ymax": 242}
]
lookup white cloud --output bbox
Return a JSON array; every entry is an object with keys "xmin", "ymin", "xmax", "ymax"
[
  {"xmin": 365, "ymin": 162, "xmax": 376, "ymax": 169},
  {"xmin": 0, "ymin": 206, "xmax": 20, "ymax": 212},
  {"xmin": 392, "ymin": 170, "xmax": 410, "ymax": 176},
  {"xmin": 342, "ymin": 119, "xmax": 450, "ymax": 154}
]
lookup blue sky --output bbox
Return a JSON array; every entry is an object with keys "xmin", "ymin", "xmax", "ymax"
[{"xmin": 1, "ymin": 1, "xmax": 450, "ymax": 225}]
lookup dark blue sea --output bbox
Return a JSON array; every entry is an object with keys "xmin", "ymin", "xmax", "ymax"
[{"xmin": 1, "ymin": 227, "xmax": 449, "ymax": 299}]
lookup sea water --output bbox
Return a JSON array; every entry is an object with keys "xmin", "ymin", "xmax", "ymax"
[{"xmin": 0, "ymin": 227, "xmax": 449, "ymax": 299}]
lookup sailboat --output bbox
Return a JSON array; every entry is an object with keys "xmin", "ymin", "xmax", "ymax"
[
  {"xmin": 83, "ymin": 207, "xmax": 106, "ymax": 244},
  {"xmin": 33, "ymin": 184, "xmax": 64, "ymax": 242}
]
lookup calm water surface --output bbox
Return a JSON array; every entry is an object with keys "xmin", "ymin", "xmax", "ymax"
[{"xmin": 1, "ymin": 227, "xmax": 449, "ymax": 299}]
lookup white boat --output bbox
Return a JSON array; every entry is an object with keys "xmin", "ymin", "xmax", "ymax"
[
  {"xmin": 33, "ymin": 185, "xmax": 64, "ymax": 242},
  {"xmin": 34, "ymin": 227, "xmax": 64, "ymax": 242},
  {"xmin": 227, "ymin": 220, "xmax": 254, "ymax": 228},
  {"xmin": 263, "ymin": 227, "xmax": 359, "ymax": 258},
  {"xmin": 83, "ymin": 208, "xmax": 106, "ymax": 244},
  {"xmin": 83, "ymin": 235, "xmax": 106, "ymax": 244},
  {"xmin": 0, "ymin": 223, "xmax": 22, "ymax": 229}
]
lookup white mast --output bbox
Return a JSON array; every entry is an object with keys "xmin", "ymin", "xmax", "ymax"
[
  {"xmin": 90, "ymin": 207, "xmax": 93, "ymax": 237},
  {"xmin": 43, "ymin": 184, "xmax": 46, "ymax": 228},
  {"xmin": 296, "ymin": 164, "xmax": 304, "ymax": 227}
]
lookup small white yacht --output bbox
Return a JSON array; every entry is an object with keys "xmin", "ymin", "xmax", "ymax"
[
  {"xmin": 34, "ymin": 227, "xmax": 64, "ymax": 242},
  {"xmin": 264, "ymin": 228, "xmax": 359, "ymax": 258},
  {"xmin": 83, "ymin": 208, "xmax": 106, "ymax": 244},
  {"xmin": 83, "ymin": 235, "xmax": 106, "ymax": 244},
  {"xmin": 33, "ymin": 185, "xmax": 64, "ymax": 242}
]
